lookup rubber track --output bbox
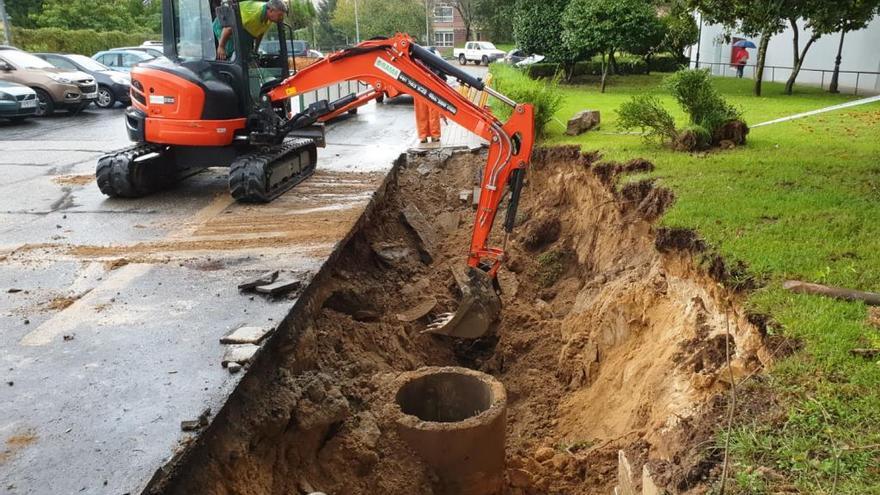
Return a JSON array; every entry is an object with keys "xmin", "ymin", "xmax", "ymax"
[
  {"xmin": 96, "ymin": 144, "xmax": 166, "ymax": 198},
  {"xmin": 228, "ymin": 138, "xmax": 317, "ymax": 203}
]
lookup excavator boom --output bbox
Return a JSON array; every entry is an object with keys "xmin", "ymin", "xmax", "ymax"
[{"xmin": 268, "ymin": 34, "xmax": 535, "ymax": 281}]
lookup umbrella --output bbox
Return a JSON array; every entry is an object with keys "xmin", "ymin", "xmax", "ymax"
[{"xmin": 733, "ymin": 40, "xmax": 757, "ymax": 49}]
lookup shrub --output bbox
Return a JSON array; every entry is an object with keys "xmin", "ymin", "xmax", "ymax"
[
  {"xmin": 617, "ymin": 95, "xmax": 678, "ymax": 145},
  {"xmin": 664, "ymin": 69, "xmax": 741, "ymax": 135},
  {"xmin": 617, "ymin": 69, "xmax": 747, "ymax": 152},
  {"xmin": 648, "ymin": 53, "xmax": 683, "ymax": 73},
  {"xmin": 489, "ymin": 64, "xmax": 564, "ymax": 137},
  {"xmin": 12, "ymin": 27, "xmax": 158, "ymax": 56}
]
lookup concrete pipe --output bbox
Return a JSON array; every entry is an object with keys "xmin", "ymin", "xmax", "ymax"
[{"xmin": 392, "ymin": 366, "xmax": 507, "ymax": 495}]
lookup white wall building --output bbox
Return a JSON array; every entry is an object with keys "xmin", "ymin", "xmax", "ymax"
[{"xmin": 689, "ymin": 15, "xmax": 880, "ymax": 94}]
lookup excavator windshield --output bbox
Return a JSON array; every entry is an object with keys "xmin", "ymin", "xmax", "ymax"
[{"xmin": 169, "ymin": 0, "xmax": 217, "ymax": 61}]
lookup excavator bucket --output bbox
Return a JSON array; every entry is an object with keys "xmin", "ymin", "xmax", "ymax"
[{"xmin": 423, "ymin": 266, "xmax": 502, "ymax": 339}]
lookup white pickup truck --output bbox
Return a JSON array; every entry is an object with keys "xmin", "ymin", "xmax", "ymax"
[{"xmin": 453, "ymin": 42, "xmax": 506, "ymax": 66}]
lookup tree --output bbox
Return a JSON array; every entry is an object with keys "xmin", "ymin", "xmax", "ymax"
[
  {"xmin": 779, "ymin": 1, "xmax": 829, "ymax": 95},
  {"xmin": 688, "ymin": 0, "xmax": 793, "ymax": 96},
  {"xmin": 659, "ymin": 0, "xmax": 699, "ymax": 62},
  {"xmin": 512, "ymin": 0, "xmax": 569, "ymax": 60},
  {"xmin": 449, "ymin": 0, "xmax": 476, "ymax": 42},
  {"xmin": 810, "ymin": 0, "xmax": 880, "ymax": 93},
  {"xmin": 315, "ymin": 0, "xmax": 345, "ymax": 48},
  {"xmin": 288, "ymin": 0, "xmax": 316, "ymax": 31},
  {"xmin": 474, "ymin": 0, "xmax": 516, "ymax": 43},
  {"xmin": 563, "ymin": 0, "xmax": 664, "ymax": 92},
  {"xmin": 332, "ymin": 0, "xmax": 426, "ymax": 43},
  {"xmin": 3, "ymin": 0, "xmax": 43, "ymax": 29}
]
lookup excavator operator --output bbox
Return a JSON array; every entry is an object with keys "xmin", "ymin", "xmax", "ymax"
[{"xmin": 214, "ymin": 0, "xmax": 289, "ymax": 61}]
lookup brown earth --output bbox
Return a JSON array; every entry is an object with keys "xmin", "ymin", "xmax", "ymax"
[
  {"xmin": 149, "ymin": 147, "xmax": 770, "ymax": 495},
  {"xmin": 52, "ymin": 174, "xmax": 94, "ymax": 186},
  {"xmin": 0, "ymin": 431, "xmax": 37, "ymax": 465}
]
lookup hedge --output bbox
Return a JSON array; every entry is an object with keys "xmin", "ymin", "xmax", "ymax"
[
  {"xmin": 525, "ymin": 53, "xmax": 686, "ymax": 79},
  {"xmin": 10, "ymin": 27, "xmax": 159, "ymax": 56}
]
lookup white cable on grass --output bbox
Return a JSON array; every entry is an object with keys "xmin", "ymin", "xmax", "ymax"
[{"xmin": 752, "ymin": 94, "xmax": 880, "ymax": 128}]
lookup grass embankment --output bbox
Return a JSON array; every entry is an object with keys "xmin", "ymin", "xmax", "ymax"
[{"xmin": 513, "ymin": 71, "xmax": 880, "ymax": 493}]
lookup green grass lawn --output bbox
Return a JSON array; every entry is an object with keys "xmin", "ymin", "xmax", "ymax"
[{"xmin": 547, "ymin": 74, "xmax": 880, "ymax": 494}]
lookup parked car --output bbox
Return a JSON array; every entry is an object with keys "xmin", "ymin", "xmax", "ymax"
[
  {"xmin": 92, "ymin": 50, "xmax": 155, "ymax": 73},
  {"xmin": 259, "ymin": 39, "xmax": 309, "ymax": 57},
  {"xmin": 308, "ymin": 49, "xmax": 324, "ymax": 58},
  {"xmin": 515, "ymin": 54, "xmax": 545, "ymax": 67},
  {"xmin": 454, "ymin": 42, "xmax": 506, "ymax": 66},
  {"xmin": 504, "ymin": 49, "xmax": 528, "ymax": 65},
  {"xmin": 0, "ymin": 80, "xmax": 38, "ymax": 122},
  {"xmin": 141, "ymin": 40, "xmax": 163, "ymax": 49},
  {"xmin": 0, "ymin": 46, "xmax": 97, "ymax": 116},
  {"xmin": 111, "ymin": 46, "xmax": 165, "ymax": 59},
  {"xmin": 35, "ymin": 53, "xmax": 130, "ymax": 109}
]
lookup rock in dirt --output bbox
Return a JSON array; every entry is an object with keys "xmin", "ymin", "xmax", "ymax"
[
  {"xmin": 220, "ymin": 326, "xmax": 272, "ymax": 345},
  {"xmin": 237, "ymin": 271, "xmax": 279, "ymax": 291},
  {"xmin": 371, "ymin": 242, "xmax": 417, "ymax": 266},
  {"xmin": 617, "ymin": 450, "xmax": 637, "ymax": 495},
  {"xmin": 508, "ymin": 468, "xmax": 535, "ymax": 488},
  {"xmin": 401, "ymin": 204, "xmax": 439, "ymax": 259},
  {"xmin": 435, "ymin": 211, "xmax": 460, "ymax": 234},
  {"xmin": 396, "ymin": 297, "xmax": 438, "ymax": 322},
  {"xmin": 295, "ymin": 376, "xmax": 350, "ymax": 431},
  {"xmin": 221, "ymin": 344, "xmax": 260, "ymax": 367},
  {"xmin": 565, "ymin": 110, "xmax": 601, "ymax": 136},
  {"xmin": 401, "ymin": 278, "xmax": 430, "ymax": 298},
  {"xmin": 534, "ymin": 446, "xmax": 556, "ymax": 463},
  {"xmin": 642, "ymin": 464, "xmax": 664, "ymax": 495}
]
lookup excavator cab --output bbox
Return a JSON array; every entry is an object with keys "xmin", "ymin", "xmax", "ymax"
[{"xmin": 97, "ymin": 0, "xmax": 329, "ymax": 202}]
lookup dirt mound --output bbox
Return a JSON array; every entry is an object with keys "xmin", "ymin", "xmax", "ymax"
[{"xmin": 151, "ymin": 148, "xmax": 770, "ymax": 495}]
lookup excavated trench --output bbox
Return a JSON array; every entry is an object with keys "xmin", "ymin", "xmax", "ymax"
[{"xmin": 148, "ymin": 146, "xmax": 771, "ymax": 495}]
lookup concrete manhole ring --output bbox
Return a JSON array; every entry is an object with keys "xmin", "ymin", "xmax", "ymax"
[{"xmin": 391, "ymin": 366, "xmax": 507, "ymax": 495}]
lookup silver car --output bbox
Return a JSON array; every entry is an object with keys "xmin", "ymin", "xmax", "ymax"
[{"xmin": 0, "ymin": 80, "xmax": 38, "ymax": 122}]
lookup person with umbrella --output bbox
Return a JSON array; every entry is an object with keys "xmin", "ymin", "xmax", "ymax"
[{"xmin": 732, "ymin": 40, "xmax": 756, "ymax": 78}]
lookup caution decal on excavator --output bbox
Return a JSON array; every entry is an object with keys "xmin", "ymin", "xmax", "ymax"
[{"xmin": 374, "ymin": 57, "xmax": 458, "ymax": 115}]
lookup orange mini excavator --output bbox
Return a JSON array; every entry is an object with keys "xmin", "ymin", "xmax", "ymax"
[{"xmin": 97, "ymin": 0, "xmax": 534, "ymax": 338}]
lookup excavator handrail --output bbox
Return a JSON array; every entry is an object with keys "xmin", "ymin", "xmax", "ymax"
[{"xmin": 267, "ymin": 33, "xmax": 535, "ymax": 277}]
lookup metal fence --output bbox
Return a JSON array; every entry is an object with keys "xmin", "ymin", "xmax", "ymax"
[
  {"xmin": 290, "ymin": 79, "xmax": 372, "ymax": 114},
  {"xmin": 689, "ymin": 60, "xmax": 880, "ymax": 96}
]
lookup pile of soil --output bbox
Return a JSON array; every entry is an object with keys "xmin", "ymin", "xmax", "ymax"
[{"xmin": 150, "ymin": 146, "xmax": 770, "ymax": 495}]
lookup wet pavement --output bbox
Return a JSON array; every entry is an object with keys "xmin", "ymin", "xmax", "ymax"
[{"xmin": 0, "ymin": 103, "xmax": 416, "ymax": 494}]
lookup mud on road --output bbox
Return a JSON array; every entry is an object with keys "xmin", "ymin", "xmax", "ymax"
[{"xmin": 150, "ymin": 147, "xmax": 771, "ymax": 495}]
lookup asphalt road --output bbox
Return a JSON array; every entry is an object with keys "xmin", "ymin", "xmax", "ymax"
[{"xmin": 0, "ymin": 103, "xmax": 416, "ymax": 494}]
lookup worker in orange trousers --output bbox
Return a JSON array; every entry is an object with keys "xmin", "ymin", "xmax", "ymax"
[{"xmin": 415, "ymin": 98, "xmax": 442, "ymax": 146}]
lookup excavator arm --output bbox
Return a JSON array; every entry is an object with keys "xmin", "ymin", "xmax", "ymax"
[{"xmin": 267, "ymin": 34, "xmax": 535, "ymax": 280}]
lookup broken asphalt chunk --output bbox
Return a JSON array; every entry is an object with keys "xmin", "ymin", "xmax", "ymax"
[
  {"xmin": 220, "ymin": 326, "xmax": 272, "ymax": 345},
  {"xmin": 401, "ymin": 205, "xmax": 439, "ymax": 259},
  {"xmin": 238, "ymin": 271, "xmax": 279, "ymax": 291},
  {"xmin": 221, "ymin": 344, "xmax": 260, "ymax": 367},
  {"xmin": 180, "ymin": 420, "xmax": 200, "ymax": 432},
  {"xmin": 254, "ymin": 278, "xmax": 302, "ymax": 296}
]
